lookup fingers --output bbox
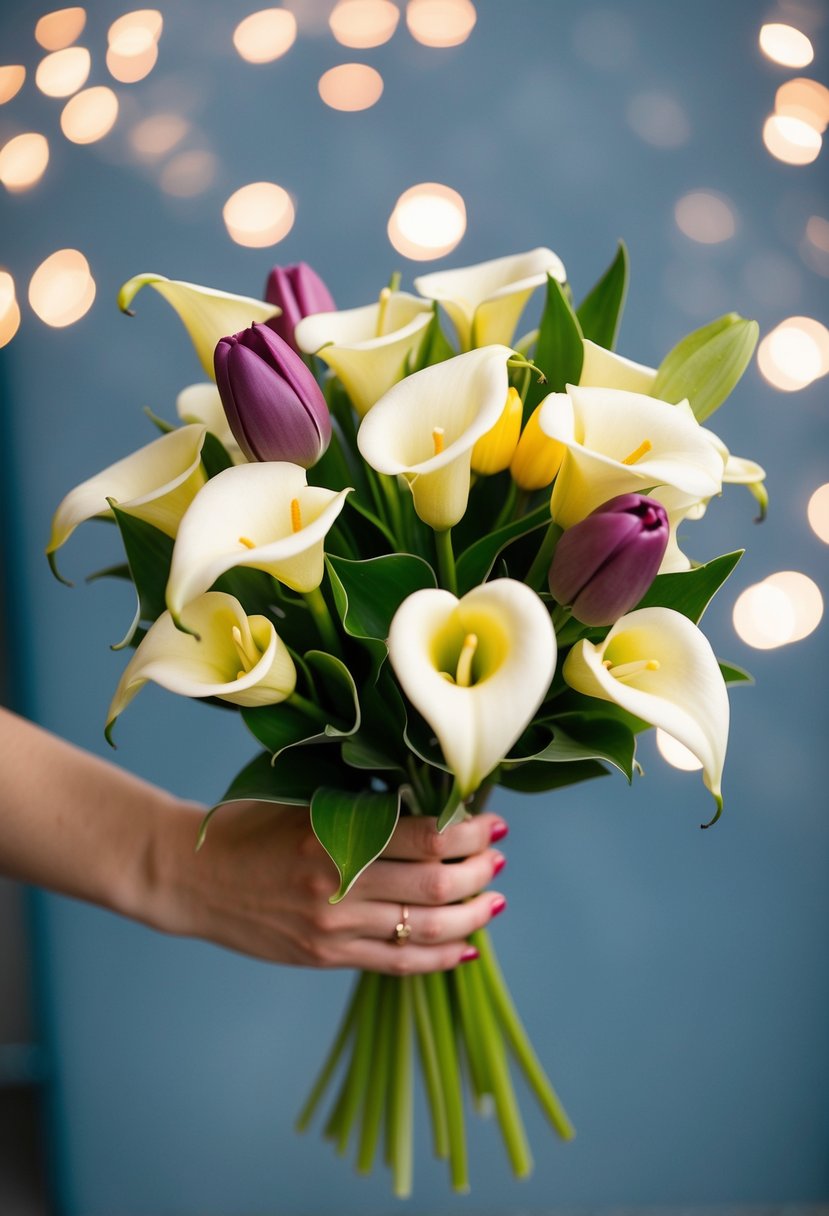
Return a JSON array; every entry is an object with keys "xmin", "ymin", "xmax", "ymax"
[
  {"xmin": 354, "ymin": 847, "xmax": 506, "ymax": 906},
  {"xmin": 381, "ymin": 811, "xmax": 508, "ymax": 862},
  {"xmin": 339, "ymin": 936, "xmax": 483, "ymax": 976},
  {"xmin": 354, "ymin": 891, "xmax": 507, "ymax": 946}
]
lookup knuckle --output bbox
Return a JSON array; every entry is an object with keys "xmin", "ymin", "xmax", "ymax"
[
  {"xmin": 421, "ymin": 866, "xmax": 453, "ymax": 905},
  {"xmin": 301, "ymin": 868, "xmax": 339, "ymax": 902},
  {"xmin": 421, "ymin": 824, "xmax": 448, "ymax": 859},
  {"xmin": 417, "ymin": 910, "xmax": 444, "ymax": 945},
  {"xmin": 296, "ymin": 830, "xmax": 324, "ymax": 861},
  {"xmin": 389, "ymin": 950, "xmax": 414, "ymax": 977}
]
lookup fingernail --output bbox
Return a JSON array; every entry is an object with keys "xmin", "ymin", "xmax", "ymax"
[
  {"xmin": 492, "ymin": 852, "xmax": 507, "ymax": 875},
  {"xmin": 490, "ymin": 819, "xmax": 509, "ymax": 843},
  {"xmin": 490, "ymin": 895, "xmax": 507, "ymax": 918},
  {"xmin": 460, "ymin": 946, "xmax": 479, "ymax": 963}
]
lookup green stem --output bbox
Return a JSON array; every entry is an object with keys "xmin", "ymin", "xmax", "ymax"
[
  {"xmin": 286, "ymin": 691, "xmax": 336, "ymax": 728},
  {"xmin": 424, "ymin": 972, "xmax": 469, "ymax": 1193},
  {"xmin": 389, "ymin": 977, "xmax": 414, "ymax": 1198},
  {"xmin": 434, "ymin": 528, "xmax": 458, "ymax": 595},
  {"xmin": 412, "ymin": 974, "xmax": 449, "ymax": 1159},
  {"xmin": 551, "ymin": 604, "xmax": 572, "ymax": 633},
  {"xmin": 377, "ymin": 472, "xmax": 406, "ymax": 548},
  {"xmin": 302, "ymin": 584, "xmax": 345, "ymax": 659},
  {"xmin": 452, "ymin": 962, "xmax": 490, "ymax": 1110},
  {"xmin": 524, "ymin": 520, "xmax": 562, "ymax": 591},
  {"xmin": 492, "ymin": 479, "xmax": 518, "ymax": 531},
  {"xmin": 334, "ymin": 972, "xmax": 380, "ymax": 1155},
  {"xmin": 296, "ymin": 975, "xmax": 361, "ymax": 1131},
  {"xmin": 357, "ymin": 975, "xmax": 393, "ymax": 1174}
]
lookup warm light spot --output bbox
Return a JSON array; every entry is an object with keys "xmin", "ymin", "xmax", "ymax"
[
  {"xmin": 108, "ymin": 10, "xmax": 163, "ymax": 47},
  {"xmin": 759, "ymin": 22, "xmax": 814, "ymax": 68},
  {"xmin": 656, "ymin": 729, "xmax": 702, "ymax": 772},
  {"xmin": 674, "ymin": 190, "xmax": 736, "ymax": 243},
  {"xmin": 60, "ymin": 86, "xmax": 119, "ymax": 144},
  {"xmin": 406, "ymin": 0, "xmax": 476, "ymax": 48},
  {"xmin": 223, "ymin": 181, "xmax": 295, "ymax": 247},
  {"xmin": 329, "ymin": 0, "xmax": 399, "ymax": 47},
  {"xmin": 159, "ymin": 149, "xmax": 217, "ymax": 197},
  {"xmin": 35, "ymin": 7, "xmax": 87, "ymax": 50},
  {"xmin": 0, "ymin": 133, "xmax": 50, "ymax": 192},
  {"xmin": 387, "ymin": 182, "xmax": 467, "ymax": 261},
  {"xmin": 35, "ymin": 46, "xmax": 91, "ymax": 97},
  {"xmin": 28, "ymin": 248, "xmax": 96, "ymax": 328},
  {"xmin": 732, "ymin": 581, "xmax": 796, "ymax": 649},
  {"xmin": 233, "ymin": 9, "xmax": 297, "ymax": 63},
  {"xmin": 0, "ymin": 66, "xmax": 26, "ymax": 105},
  {"xmin": 757, "ymin": 316, "xmax": 829, "ymax": 390},
  {"xmin": 106, "ymin": 41, "xmax": 158, "ymax": 83},
  {"xmin": 807, "ymin": 483, "xmax": 829, "ymax": 544},
  {"xmin": 129, "ymin": 112, "xmax": 190, "ymax": 158},
  {"xmin": 626, "ymin": 90, "xmax": 690, "ymax": 149},
  {"xmin": 764, "ymin": 572, "xmax": 823, "ymax": 642},
  {"xmin": 0, "ymin": 270, "xmax": 21, "ymax": 348},
  {"xmin": 762, "ymin": 113, "xmax": 822, "ymax": 164},
  {"xmin": 318, "ymin": 63, "xmax": 383, "ymax": 111},
  {"xmin": 806, "ymin": 215, "xmax": 829, "ymax": 252},
  {"xmin": 775, "ymin": 78, "xmax": 829, "ymax": 134}
]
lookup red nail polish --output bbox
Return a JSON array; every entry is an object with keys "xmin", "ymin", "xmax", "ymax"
[
  {"xmin": 460, "ymin": 946, "xmax": 479, "ymax": 963},
  {"xmin": 492, "ymin": 852, "xmax": 507, "ymax": 875},
  {"xmin": 490, "ymin": 820, "xmax": 509, "ymax": 843},
  {"xmin": 490, "ymin": 895, "xmax": 507, "ymax": 918}
]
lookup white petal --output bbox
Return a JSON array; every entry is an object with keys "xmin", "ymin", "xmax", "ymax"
[
  {"xmin": 176, "ymin": 383, "xmax": 245, "ymax": 463},
  {"xmin": 579, "ymin": 340, "xmax": 658, "ymax": 394}
]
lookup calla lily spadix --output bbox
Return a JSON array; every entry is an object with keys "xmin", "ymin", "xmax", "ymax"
[
  {"xmin": 388, "ymin": 579, "xmax": 557, "ymax": 801},
  {"xmin": 176, "ymin": 383, "xmax": 245, "ymax": 463},
  {"xmin": 415, "ymin": 248, "xmax": 566, "ymax": 351},
  {"xmin": 47, "ymin": 424, "xmax": 208, "ymax": 580},
  {"xmin": 563, "ymin": 606, "xmax": 729, "ymax": 820},
  {"xmin": 106, "ymin": 591, "xmax": 297, "ymax": 741},
  {"xmin": 166, "ymin": 462, "xmax": 351, "ymax": 621},
  {"xmin": 294, "ymin": 290, "xmax": 433, "ymax": 418},
  {"xmin": 358, "ymin": 345, "xmax": 513, "ymax": 530},
  {"xmin": 118, "ymin": 274, "xmax": 279, "ymax": 379},
  {"xmin": 539, "ymin": 385, "xmax": 724, "ymax": 530}
]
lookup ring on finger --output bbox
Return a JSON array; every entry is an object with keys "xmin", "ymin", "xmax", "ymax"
[{"xmin": 393, "ymin": 904, "xmax": 412, "ymax": 946}]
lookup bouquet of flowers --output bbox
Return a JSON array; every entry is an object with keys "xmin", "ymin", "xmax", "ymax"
[{"xmin": 47, "ymin": 243, "xmax": 765, "ymax": 1197}]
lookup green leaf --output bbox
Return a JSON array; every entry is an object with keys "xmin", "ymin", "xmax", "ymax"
[
  {"xmin": 242, "ymin": 650, "xmax": 360, "ymax": 758},
  {"xmin": 311, "ymin": 786, "xmax": 401, "ymax": 902},
  {"xmin": 525, "ymin": 275, "xmax": 584, "ymax": 411},
  {"xmin": 411, "ymin": 305, "xmax": 456, "ymax": 371},
  {"xmin": 455, "ymin": 503, "xmax": 549, "ymax": 594},
  {"xmin": 326, "ymin": 552, "xmax": 436, "ymax": 672},
  {"xmin": 504, "ymin": 712, "xmax": 635, "ymax": 781},
  {"xmin": 109, "ymin": 506, "xmax": 174, "ymax": 649},
  {"xmin": 576, "ymin": 241, "xmax": 629, "ymax": 351},
  {"xmin": 499, "ymin": 759, "xmax": 609, "ymax": 793},
  {"xmin": 651, "ymin": 314, "xmax": 759, "ymax": 422},
  {"xmin": 200, "ymin": 430, "xmax": 235, "ymax": 479},
  {"xmin": 635, "ymin": 550, "xmax": 743, "ymax": 622},
  {"xmin": 719, "ymin": 660, "xmax": 754, "ymax": 685}
]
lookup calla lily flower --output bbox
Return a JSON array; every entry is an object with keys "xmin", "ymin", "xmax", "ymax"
[
  {"xmin": 166, "ymin": 462, "xmax": 350, "ymax": 618},
  {"xmin": 562, "ymin": 606, "xmax": 729, "ymax": 818},
  {"xmin": 388, "ymin": 579, "xmax": 557, "ymax": 798},
  {"xmin": 539, "ymin": 386, "xmax": 724, "ymax": 529},
  {"xmin": 176, "ymin": 383, "xmax": 245, "ymax": 463},
  {"xmin": 118, "ymin": 273, "xmax": 279, "ymax": 379},
  {"xmin": 294, "ymin": 290, "xmax": 433, "ymax": 417},
  {"xmin": 47, "ymin": 424, "xmax": 208, "ymax": 576},
  {"xmin": 106, "ymin": 591, "xmax": 296, "ymax": 738},
  {"xmin": 358, "ymin": 346, "xmax": 512, "ymax": 530},
  {"xmin": 415, "ymin": 248, "xmax": 566, "ymax": 351},
  {"xmin": 579, "ymin": 339, "xmax": 658, "ymax": 394}
]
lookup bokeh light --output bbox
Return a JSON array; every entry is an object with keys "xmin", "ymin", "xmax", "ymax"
[
  {"xmin": 35, "ymin": 46, "xmax": 91, "ymax": 97},
  {"xmin": 60, "ymin": 87, "xmax": 119, "ymax": 144},
  {"xmin": 733, "ymin": 573, "xmax": 823, "ymax": 648},
  {"xmin": 757, "ymin": 315, "xmax": 829, "ymax": 390},
  {"xmin": 329, "ymin": 0, "xmax": 400, "ymax": 48},
  {"xmin": 626, "ymin": 91, "xmax": 690, "ymax": 149},
  {"xmin": 387, "ymin": 182, "xmax": 467, "ymax": 260},
  {"xmin": 0, "ymin": 270, "xmax": 21, "ymax": 348},
  {"xmin": 0, "ymin": 133, "xmax": 50, "ymax": 192},
  {"xmin": 28, "ymin": 248, "xmax": 96, "ymax": 327},
  {"xmin": 674, "ymin": 190, "xmax": 736, "ymax": 243},
  {"xmin": 806, "ymin": 215, "xmax": 829, "ymax": 252},
  {"xmin": 762, "ymin": 113, "xmax": 822, "ymax": 164},
  {"xmin": 759, "ymin": 22, "xmax": 814, "ymax": 68},
  {"xmin": 233, "ymin": 9, "xmax": 297, "ymax": 63},
  {"xmin": 106, "ymin": 41, "xmax": 158, "ymax": 83},
  {"xmin": 655, "ymin": 729, "xmax": 703, "ymax": 772},
  {"xmin": 775, "ymin": 77, "xmax": 829, "ymax": 133},
  {"xmin": 159, "ymin": 149, "xmax": 217, "ymax": 197},
  {"xmin": 222, "ymin": 181, "xmax": 295, "ymax": 247},
  {"xmin": 129, "ymin": 112, "xmax": 190, "ymax": 159},
  {"xmin": 807, "ymin": 484, "xmax": 829, "ymax": 544},
  {"xmin": 406, "ymin": 0, "xmax": 477, "ymax": 48},
  {"xmin": 0, "ymin": 65, "xmax": 26, "ymax": 105},
  {"xmin": 35, "ymin": 7, "xmax": 87, "ymax": 51},
  {"xmin": 108, "ymin": 9, "xmax": 163, "ymax": 49},
  {"xmin": 318, "ymin": 63, "xmax": 384, "ymax": 111},
  {"xmin": 763, "ymin": 572, "xmax": 823, "ymax": 642}
]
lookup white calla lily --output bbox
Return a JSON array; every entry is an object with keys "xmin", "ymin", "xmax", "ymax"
[
  {"xmin": 415, "ymin": 248, "xmax": 566, "ymax": 351},
  {"xmin": 106, "ymin": 591, "xmax": 296, "ymax": 738},
  {"xmin": 47, "ymin": 425, "xmax": 208, "ymax": 577},
  {"xmin": 358, "ymin": 346, "xmax": 512, "ymax": 529},
  {"xmin": 389, "ymin": 579, "xmax": 556, "ymax": 798},
  {"xmin": 539, "ymin": 385, "xmax": 724, "ymax": 529},
  {"xmin": 563, "ymin": 606, "xmax": 729, "ymax": 818},
  {"xmin": 579, "ymin": 339, "xmax": 658, "ymax": 394},
  {"xmin": 176, "ymin": 383, "xmax": 245, "ymax": 464},
  {"xmin": 166, "ymin": 462, "xmax": 350, "ymax": 619},
  {"xmin": 118, "ymin": 274, "xmax": 279, "ymax": 379},
  {"xmin": 294, "ymin": 290, "xmax": 433, "ymax": 417}
]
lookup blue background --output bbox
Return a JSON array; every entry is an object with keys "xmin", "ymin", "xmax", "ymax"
[{"xmin": 1, "ymin": 0, "xmax": 828, "ymax": 1211}]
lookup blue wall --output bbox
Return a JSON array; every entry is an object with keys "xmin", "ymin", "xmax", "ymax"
[{"xmin": 2, "ymin": 1, "xmax": 828, "ymax": 1211}]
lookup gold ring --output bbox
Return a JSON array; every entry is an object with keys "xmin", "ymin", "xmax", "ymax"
[{"xmin": 393, "ymin": 905, "xmax": 412, "ymax": 945}]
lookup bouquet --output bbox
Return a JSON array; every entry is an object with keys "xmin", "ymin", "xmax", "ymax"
[{"xmin": 47, "ymin": 243, "xmax": 765, "ymax": 1197}]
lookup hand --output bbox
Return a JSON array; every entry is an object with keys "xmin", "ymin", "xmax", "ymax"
[{"xmin": 146, "ymin": 801, "xmax": 508, "ymax": 974}]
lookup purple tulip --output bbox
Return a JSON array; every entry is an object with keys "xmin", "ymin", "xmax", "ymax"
[
  {"xmin": 264, "ymin": 262, "xmax": 335, "ymax": 353},
  {"xmin": 214, "ymin": 323, "xmax": 331, "ymax": 467},
  {"xmin": 548, "ymin": 493, "xmax": 670, "ymax": 626}
]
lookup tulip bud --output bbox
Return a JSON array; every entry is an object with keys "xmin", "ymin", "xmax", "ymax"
[
  {"xmin": 509, "ymin": 401, "xmax": 566, "ymax": 490},
  {"xmin": 214, "ymin": 323, "xmax": 331, "ymax": 468},
  {"xmin": 548, "ymin": 493, "xmax": 669, "ymax": 626},
  {"xmin": 264, "ymin": 262, "xmax": 335, "ymax": 353},
  {"xmin": 471, "ymin": 387, "xmax": 523, "ymax": 475}
]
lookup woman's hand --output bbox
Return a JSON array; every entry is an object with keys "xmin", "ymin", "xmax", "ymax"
[{"xmin": 146, "ymin": 800, "xmax": 509, "ymax": 974}]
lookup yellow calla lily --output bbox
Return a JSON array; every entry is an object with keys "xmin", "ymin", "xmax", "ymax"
[{"xmin": 176, "ymin": 383, "xmax": 245, "ymax": 464}]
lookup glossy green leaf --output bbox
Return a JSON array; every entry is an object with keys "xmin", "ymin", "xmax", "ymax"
[
  {"xmin": 719, "ymin": 660, "xmax": 754, "ymax": 685},
  {"xmin": 499, "ymin": 758, "xmax": 609, "ymax": 793},
  {"xmin": 635, "ymin": 550, "xmax": 743, "ymax": 622},
  {"xmin": 311, "ymin": 786, "xmax": 401, "ymax": 902},
  {"xmin": 525, "ymin": 275, "xmax": 584, "ymax": 411},
  {"xmin": 411, "ymin": 305, "xmax": 456, "ymax": 371},
  {"xmin": 326, "ymin": 553, "xmax": 436, "ymax": 672},
  {"xmin": 200, "ymin": 431, "xmax": 235, "ymax": 479},
  {"xmin": 109, "ymin": 506, "xmax": 174, "ymax": 649},
  {"xmin": 504, "ymin": 712, "xmax": 635, "ymax": 781},
  {"xmin": 652, "ymin": 314, "xmax": 759, "ymax": 421},
  {"xmin": 576, "ymin": 241, "xmax": 628, "ymax": 351},
  {"xmin": 455, "ymin": 503, "xmax": 549, "ymax": 594},
  {"xmin": 242, "ymin": 650, "xmax": 360, "ymax": 758}
]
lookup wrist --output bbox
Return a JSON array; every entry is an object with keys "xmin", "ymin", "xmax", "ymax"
[{"xmin": 120, "ymin": 794, "xmax": 205, "ymax": 937}]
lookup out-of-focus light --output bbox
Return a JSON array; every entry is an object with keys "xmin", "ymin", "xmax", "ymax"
[
  {"xmin": 759, "ymin": 22, "xmax": 814, "ymax": 68},
  {"xmin": 318, "ymin": 63, "xmax": 383, "ymax": 111},
  {"xmin": 387, "ymin": 182, "xmax": 467, "ymax": 260},
  {"xmin": 233, "ymin": 9, "xmax": 297, "ymax": 63},
  {"xmin": 35, "ymin": 46, "xmax": 91, "ymax": 97},
  {"xmin": 108, "ymin": 9, "xmax": 163, "ymax": 47},
  {"xmin": 807, "ymin": 483, "xmax": 829, "ymax": 544},
  {"xmin": 159, "ymin": 149, "xmax": 217, "ymax": 197},
  {"xmin": 329, "ymin": 0, "xmax": 399, "ymax": 47},
  {"xmin": 732, "ymin": 581, "xmax": 795, "ymax": 649},
  {"xmin": 406, "ymin": 0, "xmax": 476, "ymax": 48},
  {"xmin": 35, "ymin": 8, "xmax": 87, "ymax": 51},
  {"xmin": 757, "ymin": 315, "xmax": 829, "ymax": 390},
  {"xmin": 674, "ymin": 190, "xmax": 736, "ymax": 244},
  {"xmin": 28, "ymin": 248, "xmax": 96, "ymax": 327},
  {"xmin": 764, "ymin": 572, "xmax": 823, "ymax": 642},
  {"xmin": 106, "ymin": 41, "xmax": 158, "ymax": 82},
  {"xmin": 60, "ymin": 86, "xmax": 119, "ymax": 144},
  {"xmin": 626, "ymin": 90, "xmax": 690, "ymax": 149},
  {"xmin": 129, "ymin": 112, "xmax": 189, "ymax": 158},
  {"xmin": 0, "ymin": 133, "xmax": 49, "ymax": 192},
  {"xmin": 655, "ymin": 728, "xmax": 703, "ymax": 772},
  {"xmin": 763, "ymin": 113, "xmax": 822, "ymax": 164},
  {"xmin": 775, "ymin": 77, "xmax": 829, "ymax": 133},
  {"xmin": 0, "ymin": 66, "xmax": 26, "ymax": 105},
  {"xmin": 806, "ymin": 215, "xmax": 829, "ymax": 252},
  {"xmin": 223, "ymin": 181, "xmax": 295, "ymax": 247},
  {"xmin": 0, "ymin": 270, "xmax": 21, "ymax": 348}
]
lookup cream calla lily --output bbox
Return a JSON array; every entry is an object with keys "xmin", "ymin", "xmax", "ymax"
[
  {"xmin": 579, "ymin": 339, "xmax": 658, "ymax": 394},
  {"xmin": 562, "ymin": 606, "xmax": 729, "ymax": 817},
  {"xmin": 388, "ymin": 579, "xmax": 556, "ymax": 798},
  {"xmin": 358, "ymin": 346, "xmax": 512, "ymax": 530},
  {"xmin": 47, "ymin": 424, "xmax": 208, "ymax": 575},
  {"xmin": 118, "ymin": 274, "xmax": 279, "ymax": 379},
  {"xmin": 415, "ymin": 248, "xmax": 566, "ymax": 351},
  {"xmin": 106, "ymin": 591, "xmax": 296, "ymax": 737},
  {"xmin": 294, "ymin": 290, "xmax": 433, "ymax": 417},
  {"xmin": 176, "ymin": 383, "xmax": 245, "ymax": 464},
  {"xmin": 539, "ymin": 386, "xmax": 724, "ymax": 529},
  {"xmin": 166, "ymin": 462, "xmax": 351, "ymax": 618}
]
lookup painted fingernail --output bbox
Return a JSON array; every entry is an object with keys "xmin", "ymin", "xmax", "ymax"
[
  {"xmin": 460, "ymin": 946, "xmax": 480, "ymax": 963},
  {"xmin": 492, "ymin": 852, "xmax": 507, "ymax": 875},
  {"xmin": 490, "ymin": 895, "xmax": 507, "ymax": 918},
  {"xmin": 490, "ymin": 819, "xmax": 509, "ymax": 843}
]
